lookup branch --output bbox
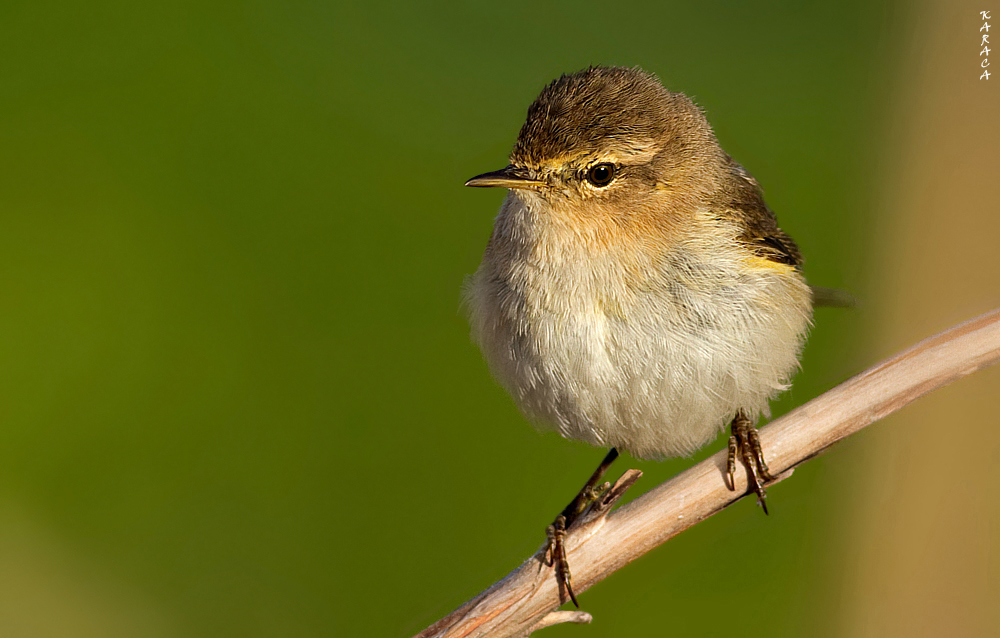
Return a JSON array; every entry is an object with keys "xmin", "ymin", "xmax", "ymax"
[{"xmin": 415, "ymin": 307, "xmax": 1000, "ymax": 638}]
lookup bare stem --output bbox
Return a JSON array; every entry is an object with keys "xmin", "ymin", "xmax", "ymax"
[{"xmin": 414, "ymin": 307, "xmax": 1000, "ymax": 638}]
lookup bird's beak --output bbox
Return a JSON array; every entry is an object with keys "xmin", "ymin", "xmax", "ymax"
[{"xmin": 464, "ymin": 166, "xmax": 546, "ymax": 189}]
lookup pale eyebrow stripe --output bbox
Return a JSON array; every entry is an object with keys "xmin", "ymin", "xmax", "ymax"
[{"xmin": 536, "ymin": 142, "xmax": 658, "ymax": 170}]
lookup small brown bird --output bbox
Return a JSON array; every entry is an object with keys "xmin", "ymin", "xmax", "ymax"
[{"xmin": 464, "ymin": 66, "xmax": 841, "ymax": 605}]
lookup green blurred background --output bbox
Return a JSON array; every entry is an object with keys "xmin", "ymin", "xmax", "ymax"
[{"xmin": 2, "ymin": 1, "xmax": 997, "ymax": 636}]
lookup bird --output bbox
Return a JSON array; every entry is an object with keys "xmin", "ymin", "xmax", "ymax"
[{"xmin": 463, "ymin": 65, "xmax": 841, "ymax": 605}]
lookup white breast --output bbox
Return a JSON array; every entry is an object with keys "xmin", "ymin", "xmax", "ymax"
[{"xmin": 465, "ymin": 192, "xmax": 812, "ymax": 460}]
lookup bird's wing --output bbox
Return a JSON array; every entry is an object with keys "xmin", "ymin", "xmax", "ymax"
[
  {"xmin": 715, "ymin": 156, "xmax": 804, "ymax": 268},
  {"xmin": 750, "ymin": 230, "xmax": 803, "ymax": 268},
  {"xmin": 717, "ymin": 157, "xmax": 855, "ymax": 307}
]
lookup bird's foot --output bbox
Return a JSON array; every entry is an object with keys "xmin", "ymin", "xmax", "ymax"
[
  {"xmin": 727, "ymin": 412, "xmax": 775, "ymax": 514},
  {"xmin": 545, "ymin": 515, "xmax": 576, "ymax": 606},
  {"xmin": 544, "ymin": 448, "xmax": 619, "ymax": 607}
]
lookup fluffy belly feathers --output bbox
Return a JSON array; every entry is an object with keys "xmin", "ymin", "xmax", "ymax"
[{"xmin": 466, "ymin": 221, "xmax": 813, "ymax": 460}]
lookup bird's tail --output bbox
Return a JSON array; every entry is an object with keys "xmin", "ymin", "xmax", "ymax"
[{"xmin": 810, "ymin": 286, "xmax": 858, "ymax": 308}]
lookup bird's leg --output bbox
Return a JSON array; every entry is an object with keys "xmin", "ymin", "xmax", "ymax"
[
  {"xmin": 727, "ymin": 411, "xmax": 775, "ymax": 514},
  {"xmin": 545, "ymin": 447, "xmax": 619, "ymax": 607}
]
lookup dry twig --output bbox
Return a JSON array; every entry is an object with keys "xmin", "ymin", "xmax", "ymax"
[{"xmin": 415, "ymin": 307, "xmax": 1000, "ymax": 638}]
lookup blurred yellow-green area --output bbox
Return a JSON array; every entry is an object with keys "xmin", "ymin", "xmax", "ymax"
[{"xmin": 2, "ymin": 1, "xmax": 998, "ymax": 636}]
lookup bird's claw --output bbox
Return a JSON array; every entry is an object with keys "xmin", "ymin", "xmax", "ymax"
[
  {"xmin": 546, "ymin": 515, "xmax": 578, "ymax": 607},
  {"xmin": 727, "ymin": 412, "xmax": 775, "ymax": 513}
]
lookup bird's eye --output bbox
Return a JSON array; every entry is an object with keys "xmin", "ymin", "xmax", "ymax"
[{"xmin": 586, "ymin": 163, "xmax": 616, "ymax": 187}]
